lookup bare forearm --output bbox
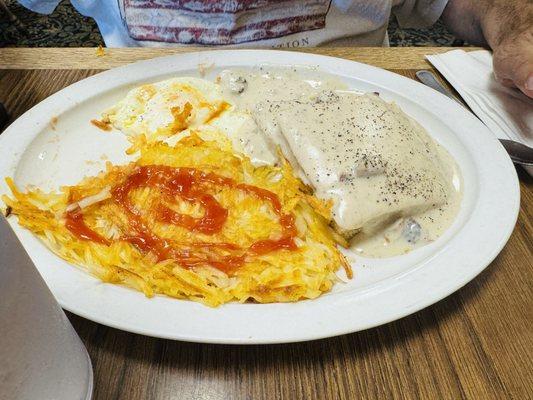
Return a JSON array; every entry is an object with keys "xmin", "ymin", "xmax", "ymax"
[{"xmin": 442, "ymin": 0, "xmax": 533, "ymax": 48}]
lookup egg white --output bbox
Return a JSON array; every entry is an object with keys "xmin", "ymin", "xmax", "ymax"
[{"xmin": 103, "ymin": 76, "xmax": 278, "ymax": 166}]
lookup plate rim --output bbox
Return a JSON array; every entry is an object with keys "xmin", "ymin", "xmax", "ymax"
[{"xmin": 0, "ymin": 50, "xmax": 520, "ymax": 344}]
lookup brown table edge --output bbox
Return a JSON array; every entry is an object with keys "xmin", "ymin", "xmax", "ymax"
[{"xmin": 0, "ymin": 47, "xmax": 484, "ymax": 70}]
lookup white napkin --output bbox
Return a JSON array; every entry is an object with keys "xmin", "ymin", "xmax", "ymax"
[{"xmin": 426, "ymin": 49, "xmax": 533, "ymax": 175}]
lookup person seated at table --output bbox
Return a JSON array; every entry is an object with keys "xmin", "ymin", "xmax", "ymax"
[{"xmin": 21, "ymin": 0, "xmax": 533, "ymax": 98}]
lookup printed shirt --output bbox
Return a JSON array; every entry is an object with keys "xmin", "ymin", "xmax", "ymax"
[{"xmin": 18, "ymin": 0, "xmax": 449, "ymax": 47}]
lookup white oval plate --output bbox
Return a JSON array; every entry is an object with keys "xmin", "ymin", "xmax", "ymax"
[{"xmin": 0, "ymin": 50, "xmax": 519, "ymax": 344}]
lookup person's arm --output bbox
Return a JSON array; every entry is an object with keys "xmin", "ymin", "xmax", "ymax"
[{"xmin": 441, "ymin": 0, "xmax": 533, "ymax": 98}]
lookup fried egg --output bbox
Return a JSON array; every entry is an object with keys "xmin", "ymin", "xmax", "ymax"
[
  {"xmin": 103, "ymin": 77, "xmax": 225, "ymax": 139},
  {"xmin": 102, "ymin": 77, "xmax": 277, "ymax": 165}
]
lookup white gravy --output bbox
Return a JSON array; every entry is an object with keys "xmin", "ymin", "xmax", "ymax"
[{"xmin": 218, "ymin": 67, "xmax": 463, "ymax": 258}]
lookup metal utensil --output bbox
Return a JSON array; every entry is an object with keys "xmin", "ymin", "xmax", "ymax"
[
  {"xmin": 416, "ymin": 70, "xmax": 533, "ymax": 167},
  {"xmin": 0, "ymin": 216, "xmax": 93, "ymax": 400},
  {"xmin": 499, "ymin": 139, "xmax": 533, "ymax": 166},
  {"xmin": 416, "ymin": 70, "xmax": 463, "ymax": 104}
]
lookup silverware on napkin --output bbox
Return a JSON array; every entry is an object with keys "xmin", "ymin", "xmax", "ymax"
[{"xmin": 416, "ymin": 70, "xmax": 533, "ymax": 167}]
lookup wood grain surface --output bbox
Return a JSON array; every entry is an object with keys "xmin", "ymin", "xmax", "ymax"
[
  {"xmin": 0, "ymin": 47, "xmax": 482, "ymax": 70},
  {"xmin": 0, "ymin": 49, "xmax": 531, "ymax": 400}
]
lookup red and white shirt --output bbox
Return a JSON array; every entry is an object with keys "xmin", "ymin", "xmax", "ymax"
[{"xmin": 19, "ymin": 0, "xmax": 449, "ymax": 47}]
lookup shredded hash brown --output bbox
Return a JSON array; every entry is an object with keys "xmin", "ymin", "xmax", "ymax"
[{"xmin": 3, "ymin": 135, "xmax": 351, "ymax": 306}]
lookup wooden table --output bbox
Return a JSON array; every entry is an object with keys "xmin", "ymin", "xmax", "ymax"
[{"xmin": 1, "ymin": 48, "xmax": 532, "ymax": 400}]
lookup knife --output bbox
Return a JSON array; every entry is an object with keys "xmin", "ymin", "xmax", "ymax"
[{"xmin": 416, "ymin": 70, "xmax": 464, "ymax": 104}]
